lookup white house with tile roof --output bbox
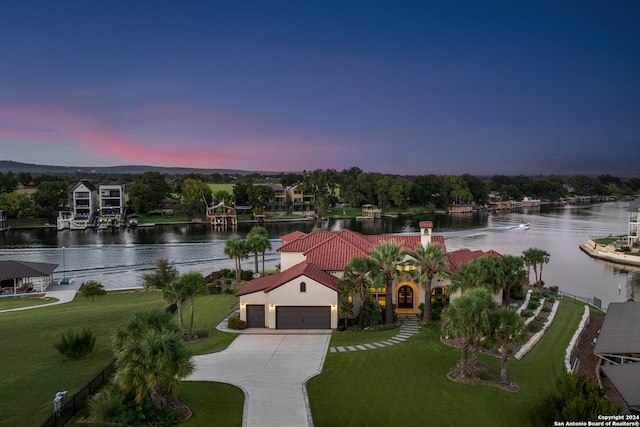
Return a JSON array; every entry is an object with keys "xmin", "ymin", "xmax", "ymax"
[{"xmin": 236, "ymin": 221, "xmax": 502, "ymax": 329}]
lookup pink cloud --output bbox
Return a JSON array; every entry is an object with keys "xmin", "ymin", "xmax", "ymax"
[{"xmin": 0, "ymin": 101, "xmax": 351, "ymax": 170}]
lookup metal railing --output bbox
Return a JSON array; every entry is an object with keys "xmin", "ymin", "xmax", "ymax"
[
  {"xmin": 40, "ymin": 360, "xmax": 116, "ymax": 427},
  {"xmin": 558, "ymin": 290, "xmax": 603, "ymax": 311}
]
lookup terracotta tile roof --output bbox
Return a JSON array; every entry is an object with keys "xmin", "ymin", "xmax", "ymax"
[
  {"xmin": 278, "ymin": 228, "xmax": 447, "ymax": 271},
  {"xmin": 419, "ymin": 220, "xmax": 433, "ymax": 228},
  {"xmin": 235, "ymin": 261, "xmax": 340, "ymax": 296},
  {"xmin": 279, "ymin": 230, "xmax": 307, "ymax": 244},
  {"xmin": 445, "ymin": 248, "xmax": 501, "ymax": 274}
]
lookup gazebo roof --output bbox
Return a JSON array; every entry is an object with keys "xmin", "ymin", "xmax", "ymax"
[{"xmin": 0, "ymin": 260, "xmax": 59, "ymax": 280}]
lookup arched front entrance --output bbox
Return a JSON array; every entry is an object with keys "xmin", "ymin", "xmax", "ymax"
[{"xmin": 397, "ymin": 282, "xmax": 417, "ymax": 310}]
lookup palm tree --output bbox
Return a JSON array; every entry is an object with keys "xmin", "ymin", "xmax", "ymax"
[
  {"xmin": 487, "ymin": 308, "xmax": 527, "ymax": 384},
  {"xmin": 522, "ymin": 248, "xmax": 535, "ymax": 286},
  {"xmin": 338, "ymin": 256, "xmax": 378, "ymax": 329},
  {"xmin": 448, "ymin": 261, "xmax": 483, "ymax": 295},
  {"xmin": 224, "ymin": 236, "xmax": 248, "ymax": 284},
  {"xmin": 246, "ymin": 226, "xmax": 271, "ymax": 275},
  {"xmin": 179, "ymin": 271, "xmax": 207, "ymax": 339},
  {"xmin": 164, "ymin": 279, "xmax": 189, "ymax": 336},
  {"xmin": 522, "ymin": 248, "xmax": 550, "ymax": 287},
  {"xmin": 441, "ymin": 287, "xmax": 495, "ymax": 377},
  {"xmin": 112, "ymin": 309, "xmax": 178, "ymax": 358},
  {"xmin": 407, "ymin": 242, "xmax": 449, "ymax": 322},
  {"xmin": 370, "ymin": 241, "xmax": 408, "ymax": 325},
  {"xmin": 498, "ymin": 255, "xmax": 526, "ymax": 307},
  {"xmin": 115, "ymin": 328, "xmax": 194, "ymax": 408},
  {"xmin": 141, "ymin": 258, "xmax": 179, "ymax": 290}
]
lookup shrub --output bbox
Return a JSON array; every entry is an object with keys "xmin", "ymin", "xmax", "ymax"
[
  {"xmin": 418, "ymin": 303, "xmax": 424, "ymax": 319},
  {"xmin": 241, "ymin": 269, "xmax": 255, "ymax": 281},
  {"xmin": 510, "ymin": 284, "xmax": 525, "ymax": 301},
  {"xmin": 542, "ymin": 306, "xmax": 552, "ymax": 313},
  {"xmin": 206, "ymin": 283, "xmax": 222, "ymax": 294},
  {"xmin": 527, "ymin": 321, "xmax": 544, "ymax": 333},
  {"xmin": 192, "ymin": 329, "xmax": 210, "ymax": 339},
  {"xmin": 363, "ymin": 301, "xmax": 383, "ymax": 328},
  {"xmin": 88, "ymin": 383, "xmax": 125, "ymax": 422},
  {"xmin": 228, "ymin": 316, "xmax": 247, "ymax": 330},
  {"xmin": 548, "ymin": 285, "xmax": 559, "ymax": 295},
  {"xmin": 148, "ymin": 409, "xmax": 185, "ymax": 427},
  {"xmin": 431, "ymin": 304, "xmax": 443, "ymax": 321},
  {"xmin": 520, "ymin": 310, "xmax": 534, "ymax": 318},
  {"xmin": 54, "ymin": 328, "xmax": 96, "ymax": 360},
  {"xmin": 527, "ymin": 300, "xmax": 540, "ymax": 310}
]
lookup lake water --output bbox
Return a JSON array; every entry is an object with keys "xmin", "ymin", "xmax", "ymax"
[{"xmin": 1, "ymin": 201, "xmax": 638, "ymax": 309}]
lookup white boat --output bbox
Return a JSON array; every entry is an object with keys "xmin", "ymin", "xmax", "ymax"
[{"xmin": 518, "ymin": 222, "xmax": 530, "ymax": 229}]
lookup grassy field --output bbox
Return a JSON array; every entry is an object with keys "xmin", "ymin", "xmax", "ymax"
[
  {"xmin": 2, "ymin": 292, "xmax": 584, "ymax": 426},
  {"xmin": 208, "ymin": 183, "xmax": 236, "ymax": 194},
  {"xmin": 0, "ymin": 294, "xmax": 58, "ymax": 310},
  {"xmin": 307, "ymin": 297, "xmax": 584, "ymax": 427},
  {"xmin": 0, "ymin": 290, "xmax": 240, "ymax": 427}
]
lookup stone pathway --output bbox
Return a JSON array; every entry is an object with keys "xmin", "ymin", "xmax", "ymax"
[{"xmin": 329, "ymin": 316, "xmax": 420, "ymax": 353}]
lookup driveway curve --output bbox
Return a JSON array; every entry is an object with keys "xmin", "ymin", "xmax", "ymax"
[{"xmin": 187, "ymin": 333, "xmax": 330, "ymax": 427}]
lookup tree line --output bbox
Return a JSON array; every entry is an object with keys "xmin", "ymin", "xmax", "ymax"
[{"xmin": 1, "ymin": 168, "xmax": 639, "ymax": 221}]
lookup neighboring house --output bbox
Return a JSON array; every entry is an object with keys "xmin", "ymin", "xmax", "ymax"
[
  {"xmin": 628, "ymin": 200, "xmax": 639, "ymax": 248},
  {"xmin": 238, "ymin": 221, "xmax": 504, "ymax": 330},
  {"xmin": 69, "ymin": 180, "xmax": 97, "ymax": 219},
  {"xmin": 264, "ymin": 183, "xmax": 287, "ymax": 214},
  {"xmin": 99, "ymin": 184, "xmax": 126, "ymax": 219},
  {"xmin": 148, "ymin": 198, "xmax": 180, "ymax": 216},
  {"xmin": 286, "ymin": 184, "xmax": 315, "ymax": 215},
  {"xmin": 593, "ymin": 302, "xmax": 640, "ymax": 413}
]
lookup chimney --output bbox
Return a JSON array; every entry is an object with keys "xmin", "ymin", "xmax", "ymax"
[{"xmin": 419, "ymin": 221, "xmax": 433, "ymax": 246}]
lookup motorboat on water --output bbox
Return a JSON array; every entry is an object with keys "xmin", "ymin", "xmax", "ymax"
[{"xmin": 518, "ymin": 222, "xmax": 530, "ymax": 229}]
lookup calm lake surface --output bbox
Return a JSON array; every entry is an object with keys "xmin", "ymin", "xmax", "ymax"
[{"xmin": 1, "ymin": 201, "xmax": 638, "ymax": 309}]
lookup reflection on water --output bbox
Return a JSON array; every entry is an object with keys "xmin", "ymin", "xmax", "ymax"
[{"xmin": 1, "ymin": 201, "xmax": 637, "ymax": 309}]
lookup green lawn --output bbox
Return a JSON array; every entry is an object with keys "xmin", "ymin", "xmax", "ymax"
[
  {"xmin": 0, "ymin": 290, "xmax": 240, "ymax": 427},
  {"xmin": 208, "ymin": 183, "xmax": 236, "ymax": 194},
  {"xmin": 329, "ymin": 326, "xmax": 400, "ymax": 347},
  {"xmin": 307, "ymin": 297, "xmax": 584, "ymax": 427},
  {"xmin": 1, "ymin": 292, "xmax": 585, "ymax": 427},
  {"xmin": 0, "ymin": 294, "xmax": 58, "ymax": 310}
]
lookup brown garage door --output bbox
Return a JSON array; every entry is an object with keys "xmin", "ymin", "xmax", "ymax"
[
  {"xmin": 246, "ymin": 304, "xmax": 265, "ymax": 328},
  {"xmin": 276, "ymin": 306, "xmax": 331, "ymax": 329}
]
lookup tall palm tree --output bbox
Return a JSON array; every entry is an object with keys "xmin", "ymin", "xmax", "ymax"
[
  {"xmin": 179, "ymin": 271, "xmax": 207, "ymax": 339},
  {"xmin": 407, "ymin": 242, "xmax": 449, "ymax": 322},
  {"xmin": 521, "ymin": 248, "xmax": 535, "ymax": 286},
  {"xmin": 441, "ymin": 287, "xmax": 495, "ymax": 377},
  {"xmin": 448, "ymin": 261, "xmax": 483, "ymax": 295},
  {"xmin": 246, "ymin": 226, "xmax": 271, "ymax": 275},
  {"xmin": 115, "ymin": 328, "xmax": 194, "ymax": 408},
  {"xmin": 370, "ymin": 240, "xmax": 408, "ymax": 325},
  {"xmin": 487, "ymin": 307, "xmax": 527, "ymax": 384},
  {"xmin": 338, "ymin": 255, "xmax": 378, "ymax": 329},
  {"xmin": 163, "ymin": 279, "xmax": 189, "ymax": 336},
  {"xmin": 224, "ymin": 236, "xmax": 248, "ymax": 284},
  {"xmin": 522, "ymin": 248, "xmax": 550, "ymax": 287},
  {"xmin": 141, "ymin": 258, "xmax": 179, "ymax": 290},
  {"xmin": 498, "ymin": 255, "xmax": 526, "ymax": 307}
]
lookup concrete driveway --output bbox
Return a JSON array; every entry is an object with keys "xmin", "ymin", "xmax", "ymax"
[{"xmin": 187, "ymin": 332, "xmax": 331, "ymax": 427}]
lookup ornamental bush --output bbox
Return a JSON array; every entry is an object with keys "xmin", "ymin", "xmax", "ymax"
[
  {"xmin": 53, "ymin": 328, "xmax": 96, "ymax": 360},
  {"xmin": 227, "ymin": 316, "xmax": 247, "ymax": 330}
]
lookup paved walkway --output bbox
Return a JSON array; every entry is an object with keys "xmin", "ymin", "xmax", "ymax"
[
  {"xmin": 0, "ymin": 288, "xmax": 77, "ymax": 313},
  {"xmin": 329, "ymin": 316, "xmax": 420, "ymax": 353},
  {"xmin": 187, "ymin": 332, "xmax": 330, "ymax": 427}
]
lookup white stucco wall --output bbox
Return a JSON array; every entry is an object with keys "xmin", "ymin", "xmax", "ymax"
[
  {"xmin": 239, "ymin": 274, "xmax": 339, "ymax": 328},
  {"xmin": 280, "ymin": 252, "xmax": 306, "ymax": 271},
  {"xmin": 267, "ymin": 276, "xmax": 339, "ymax": 328}
]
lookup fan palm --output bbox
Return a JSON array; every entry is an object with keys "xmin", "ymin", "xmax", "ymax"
[
  {"xmin": 224, "ymin": 236, "xmax": 248, "ymax": 284},
  {"xmin": 163, "ymin": 279, "xmax": 190, "ymax": 336},
  {"xmin": 370, "ymin": 241, "xmax": 408, "ymax": 325},
  {"xmin": 441, "ymin": 287, "xmax": 495, "ymax": 377},
  {"xmin": 338, "ymin": 256, "xmax": 378, "ymax": 329},
  {"xmin": 179, "ymin": 271, "xmax": 207, "ymax": 338},
  {"xmin": 246, "ymin": 227, "xmax": 271, "ymax": 275},
  {"xmin": 407, "ymin": 242, "xmax": 449, "ymax": 322},
  {"xmin": 487, "ymin": 307, "xmax": 527, "ymax": 383}
]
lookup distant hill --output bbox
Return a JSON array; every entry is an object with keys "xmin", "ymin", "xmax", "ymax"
[{"xmin": 0, "ymin": 160, "xmax": 279, "ymax": 176}]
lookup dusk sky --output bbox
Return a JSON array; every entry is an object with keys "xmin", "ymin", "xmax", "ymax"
[{"xmin": 1, "ymin": 1, "xmax": 639, "ymax": 176}]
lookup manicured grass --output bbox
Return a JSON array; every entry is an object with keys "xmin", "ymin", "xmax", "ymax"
[
  {"xmin": 208, "ymin": 183, "xmax": 236, "ymax": 193},
  {"xmin": 0, "ymin": 290, "xmax": 239, "ymax": 427},
  {"xmin": 0, "ymin": 294, "xmax": 58, "ymax": 310},
  {"xmin": 329, "ymin": 326, "xmax": 400, "ymax": 347},
  {"xmin": 180, "ymin": 382, "xmax": 244, "ymax": 427},
  {"xmin": 307, "ymin": 298, "xmax": 584, "ymax": 427}
]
